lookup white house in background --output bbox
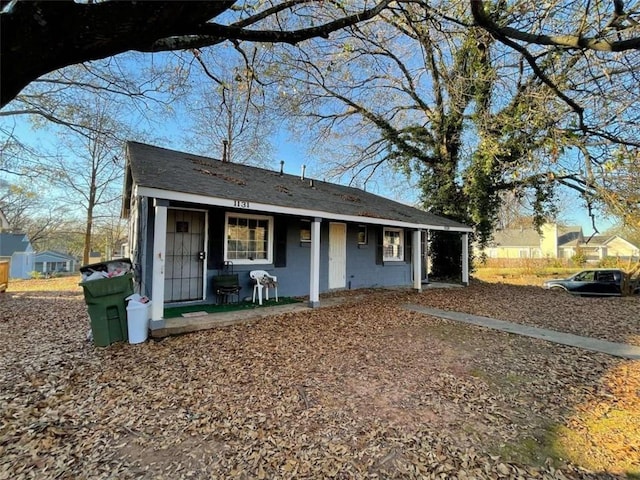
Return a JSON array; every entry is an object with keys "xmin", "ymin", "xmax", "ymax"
[
  {"xmin": 574, "ymin": 234, "xmax": 640, "ymax": 263},
  {"xmin": 0, "ymin": 232, "xmax": 35, "ymax": 279},
  {"xmin": 480, "ymin": 223, "xmax": 640, "ymax": 262}
]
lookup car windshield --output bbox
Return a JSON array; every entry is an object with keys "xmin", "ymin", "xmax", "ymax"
[{"xmin": 573, "ymin": 271, "xmax": 595, "ymax": 281}]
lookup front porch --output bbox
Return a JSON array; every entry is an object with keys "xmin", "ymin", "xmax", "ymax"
[
  {"xmin": 149, "ymin": 283, "xmax": 464, "ymax": 338},
  {"xmin": 150, "ymin": 296, "xmax": 345, "ymax": 338}
]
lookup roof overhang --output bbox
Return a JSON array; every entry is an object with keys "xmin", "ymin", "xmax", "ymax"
[{"xmin": 137, "ymin": 186, "xmax": 474, "ymax": 233}]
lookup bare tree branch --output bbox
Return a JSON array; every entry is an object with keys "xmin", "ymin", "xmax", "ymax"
[
  {"xmin": 1, "ymin": 0, "xmax": 391, "ymax": 107},
  {"xmin": 470, "ymin": 0, "xmax": 640, "ymax": 52}
]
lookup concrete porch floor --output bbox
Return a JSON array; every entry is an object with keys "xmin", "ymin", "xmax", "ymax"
[{"xmin": 150, "ymin": 297, "xmax": 346, "ymax": 338}]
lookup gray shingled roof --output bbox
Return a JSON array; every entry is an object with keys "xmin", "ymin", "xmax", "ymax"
[
  {"xmin": 489, "ymin": 228, "xmax": 541, "ymax": 247},
  {"xmin": 124, "ymin": 142, "xmax": 471, "ymax": 231},
  {"xmin": 490, "ymin": 225, "xmax": 585, "ymax": 248},
  {"xmin": 35, "ymin": 250, "xmax": 76, "ymax": 263},
  {"xmin": 557, "ymin": 226, "xmax": 582, "ymax": 247},
  {"xmin": 0, "ymin": 233, "xmax": 30, "ymax": 256},
  {"xmin": 581, "ymin": 235, "xmax": 613, "ymax": 246}
]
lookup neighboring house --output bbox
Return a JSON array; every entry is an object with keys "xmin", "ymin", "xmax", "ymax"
[
  {"xmin": 122, "ymin": 141, "xmax": 473, "ymax": 323},
  {"xmin": 34, "ymin": 251, "xmax": 77, "ymax": 274},
  {"xmin": 0, "ymin": 232, "xmax": 35, "ymax": 279},
  {"xmin": 481, "ymin": 223, "xmax": 640, "ymax": 262},
  {"xmin": 575, "ymin": 234, "xmax": 640, "ymax": 263},
  {"xmin": 110, "ymin": 242, "xmax": 129, "ymax": 260},
  {"xmin": 87, "ymin": 251, "xmax": 102, "ymax": 264}
]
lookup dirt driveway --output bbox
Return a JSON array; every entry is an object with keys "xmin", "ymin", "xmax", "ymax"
[{"xmin": 1, "ymin": 278, "xmax": 638, "ymax": 479}]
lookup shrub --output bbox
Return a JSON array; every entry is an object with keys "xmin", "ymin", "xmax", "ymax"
[
  {"xmin": 570, "ymin": 250, "xmax": 587, "ymax": 267},
  {"xmin": 598, "ymin": 256, "xmax": 620, "ymax": 268}
]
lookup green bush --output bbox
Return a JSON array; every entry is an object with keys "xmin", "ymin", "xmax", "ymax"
[
  {"xmin": 570, "ymin": 249, "xmax": 587, "ymax": 267},
  {"xmin": 29, "ymin": 271, "xmax": 43, "ymax": 280}
]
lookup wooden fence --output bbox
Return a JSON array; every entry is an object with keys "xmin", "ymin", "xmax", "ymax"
[{"xmin": 0, "ymin": 261, "xmax": 8, "ymax": 292}]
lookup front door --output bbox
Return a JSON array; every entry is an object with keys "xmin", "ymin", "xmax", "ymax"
[
  {"xmin": 165, "ymin": 209, "xmax": 206, "ymax": 302},
  {"xmin": 329, "ymin": 222, "xmax": 346, "ymax": 289}
]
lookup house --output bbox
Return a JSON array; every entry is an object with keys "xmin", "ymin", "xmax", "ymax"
[
  {"xmin": 0, "ymin": 232, "xmax": 35, "ymax": 279},
  {"xmin": 575, "ymin": 234, "xmax": 640, "ymax": 263},
  {"xmin": 34, "ymin": 250, "xmax": 77, "ymax": 274},
  {"xmin": 122, "ymin": 141, "xmax": 473, "ymax": 323},
  {"xmin": 88, "ymin": 251, "xmax": 102, "ymax": 264},
  {"xmin": 481, "ymin": 223, "xmax": 640, "ymax": 262}
]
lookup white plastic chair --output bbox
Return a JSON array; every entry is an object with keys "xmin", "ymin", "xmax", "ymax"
[{"xmin": 249, "ymin": 270, "xmax": 278, "ymax": 305}]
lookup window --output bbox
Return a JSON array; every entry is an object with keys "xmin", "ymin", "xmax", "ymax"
[
  {"xmin": 357, "ymin": 225, "xmax": 368, "ymax": 245},
  {"xmin": 383, "ymin": 227, "xmax": 403, "ymax": 261},
  {"xmin": 225, "ymin": 213, "xmax": 273, "ymax": 264},
  {"xmin": 574, "ymin": 271, "xmax": 595, "ymax": 282},
  {"xmin": 596, "ymin": 271, "xmax": 615, "ymax": 282},
  {"xmin": 300, "ymin": 225, "xmax": 311, "ymax": 243}
]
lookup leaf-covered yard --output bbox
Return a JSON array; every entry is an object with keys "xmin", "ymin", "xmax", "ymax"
[{"xmin": 1, "ymin": 278, "xmax": 639, "ymax": 479}]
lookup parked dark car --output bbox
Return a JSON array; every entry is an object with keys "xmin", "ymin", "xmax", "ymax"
[{"xmin": 543, "ymin": 269, "xmax": 633, "ymax": 296}]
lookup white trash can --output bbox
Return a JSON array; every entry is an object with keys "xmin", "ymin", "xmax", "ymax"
[{"xmin": 125, "ymin": 294, "xmax": 151, "ymax": 344}]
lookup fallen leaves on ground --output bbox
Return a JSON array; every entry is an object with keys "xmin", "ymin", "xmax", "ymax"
[{"xmin": 0, "ymin": 278, "xmax": 638, "ymax": 479}]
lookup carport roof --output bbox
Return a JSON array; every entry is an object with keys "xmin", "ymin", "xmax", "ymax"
[{"xmin": 123, "ymin": 141, "xmax": 472, "ymax": 232}]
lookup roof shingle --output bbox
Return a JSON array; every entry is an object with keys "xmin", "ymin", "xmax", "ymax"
[{"xmin": 125, "ymin": 141, "xmax": 471, "ymax": 231}]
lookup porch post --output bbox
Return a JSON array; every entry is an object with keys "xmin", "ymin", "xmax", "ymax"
[
  {"xmin": 424, "ymin": 230, "xmax": 429, "ymax": 283},
  {"xmin": 151, "ymin": 200, "xmax": 168, "ymax": 320},
  {"xmin": 309, "ymin": 217, "xmax": 321, "ymax": 308},
  {"xmin": 462, "ymin": 232, "xmax": 469, "ymax": 286},
  {"xmin": 412, "ymin": 229, "xmax": 422, "ymax": 291}
]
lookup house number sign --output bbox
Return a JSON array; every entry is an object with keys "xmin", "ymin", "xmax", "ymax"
[{"xmin": 233, "ymin": 200, "xmax": 250, "ymax": 208}]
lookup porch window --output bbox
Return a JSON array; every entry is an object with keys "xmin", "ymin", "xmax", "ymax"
[
  {"xmin": 224, "ymin": 213, "xmax": 273, "ymax": 264},
  {"xmin": 357, "ymin": 225, "xmax": 368, "ymax": 245},
  {"xmin": 383, "ymin": 227, "xmax": 403, "ymax": 261}
]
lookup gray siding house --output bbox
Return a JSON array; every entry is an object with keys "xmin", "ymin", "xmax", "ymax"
[
  {"xmin": 0, "ymin": 232, "xmax": 35, "ymax": 279},
  {"xmin": 122, "ymin": 142, "xmax": 472, "ymax": 322}
]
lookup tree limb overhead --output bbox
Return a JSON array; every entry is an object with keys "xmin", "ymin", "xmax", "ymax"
[{"xmin": 0, "ymin": 0, "xmax": 390, "ymax": 108}]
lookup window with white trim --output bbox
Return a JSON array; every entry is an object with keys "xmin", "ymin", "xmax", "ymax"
[
  {"xmin": 224, "ymin": 213, "xmax": 273, "ymax": 264},
  {"xmin": 383, "ymin": 227, "xmax": 404, "ymax": 261},
  {"xmin": 357, "ymin": 225, "xmax": 368, "ymax": 245}
]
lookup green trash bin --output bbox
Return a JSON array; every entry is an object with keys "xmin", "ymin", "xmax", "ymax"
[{"xmin": 80, "ymin": 273, "xmax": 134, "ymax": 347}]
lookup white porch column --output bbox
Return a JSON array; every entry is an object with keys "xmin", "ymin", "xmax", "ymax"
[
  {"xmin": 462, "ymin": 232, "xmax": 469, "ymax": 286},
  {"xmin": 412, "ymin": 229, "xmax": 422, "ymax": 291},
  {"xmin": 43, "ymin": 261, "xmax": 48, "ymax": 274},
  {"xmin": 424, "ymin": 230, "xmax": 429, "ymax": 283},
  {"xmin": 151, "ymin": 201, "xmax": 168, "ymax": 320},
  {"xmin": 309, "ymin": 217, "xmax": 322, "ymax": 308}
]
